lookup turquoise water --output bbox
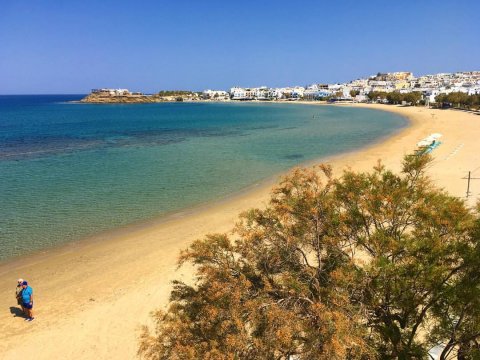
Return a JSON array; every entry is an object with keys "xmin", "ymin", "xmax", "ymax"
[{"xmin": 0, "ymin": 96, "xmax": 408, "ymax": 260}]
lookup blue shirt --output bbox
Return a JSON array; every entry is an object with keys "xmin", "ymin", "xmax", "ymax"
[{"xmin": 22, "ymin": 286, "xmax": 32, "ymax": 303}]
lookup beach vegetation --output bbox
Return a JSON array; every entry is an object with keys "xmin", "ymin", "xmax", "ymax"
[
  {"xmin": 403, "ymin": 91, "xmax": 422, "ymax": 105},
  {"xmin": 386, "ymin": 92, "xmax": 403, "ymax": 105},
  {"xmin": 368, "ymin": 91, "xmax": 423, "ymax": 106},
  {"xmin": 367, "ymin": 91, "xmax": 388, "ymax": 102},
  {"xmin": 373, "ymin": 91, "xmax": 422, "ymax": 106},
  {"xmin": 435, "ymin": 92, "xmax": 480, "ymax": 111},
  {"xmin": 350, "ymin": 90, "xmax": 360, "ymax": 97},
  {"xmin": 139, "ymin": 155, "xmax": 480, "ymax": 360}
]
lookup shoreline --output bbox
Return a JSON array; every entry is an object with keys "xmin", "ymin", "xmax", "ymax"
[
  {"xmin": 0, "ymin": 103, "xmax": 408, "ymax": 266},
  {"xmin": 1, "ymin": 104, "xmax": 479, "ymax": 359}
]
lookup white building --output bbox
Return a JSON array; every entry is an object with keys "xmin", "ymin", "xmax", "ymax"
[
  {"xmin": 230, "ymin": 87, "xmax": 247, "ymax": 100},
  {"xmin": 92, "ymin": 88, "xmax": 131, "ymax": 96},
  {"xmin": 468, "ymin": 85, "xmax": 480, "ymax": 95},
  {"xmin": 254, "ymin": 86, "xmax": 269, "ymax": 100},
  {"xmin": 268, "ymin": 88, "xmax": 283, "ymax": 99},
  {"xmin": 303, "ymin": 84, "xmax": 333, "ymax": 100},
  {"xmin": 202, "ymin": 90, "xmax": 229, "ymax": 100},
  {"xmin": 290, "ymin": 86, "xmax": 305, "ymax": 98},
  {"xmin": 230, "ymin": 86, "xmax": 290, "ymax": 100}
]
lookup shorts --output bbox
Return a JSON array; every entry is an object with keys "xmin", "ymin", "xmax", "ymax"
[{"xmin": 23, "ymin": 302, "xmax": 33, "ymax": 309}]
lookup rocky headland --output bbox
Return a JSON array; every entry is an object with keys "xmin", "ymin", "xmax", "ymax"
[{"xmin": 79, "ymin": 89, "xmax": 201, "ymax": 103}]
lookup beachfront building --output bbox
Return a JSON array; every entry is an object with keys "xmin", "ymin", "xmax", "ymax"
[
  {"xmin": 303, "ymin": 84, "xmax": 333, "ymax": 100},
  {"xmin": 327, "ymin": 83, "xmax": 354, "ymax": 98},
  {"xmin": 229, "ymin": 86, "xmax": 305, "ymax": 101},
  {"xmin": 254, "ymin": 87, "xmax": 269, "ymax": 100},
  {"xmin": 354, "ymin": 94, "xmax": 368, "ymax": 102},
  {"xmin": 267, "ymin": 88, "xmax": 283, "ymax": 100},
  {"xmin": 424, "ymin": 89, "xmax": 443, "ymax": 104},
  {"xmin": 230, "ymin": 87, "xmax": 259, "ymax": 100},
  {"xmin": 276, "ymin": 86, "xmax": 305, "ymax": 99},
  {"xmin": 245, "ymin": 88, "xmax": 256, "ymax": 100},
  {"xmin": 290, "ymin": 86, "xmax": 305, "ymax": 99},
  {"xmin": 225, "ymin": 70, "xmax": 479, "ymax": 103},
  {"xmin": 269, "ymin": 87, "xmax": 290, "ymax": 100},
  {"xmin": 230, "ymin": 87, "xmax": 247, "ymax": 100},
  {"xmin": 202, "ymin": 90, "xmax": 230, "ymax": 100}
]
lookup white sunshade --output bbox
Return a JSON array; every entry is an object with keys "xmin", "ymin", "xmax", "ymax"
[
  {"xmin": 417, "ymin": 139, "xmax": 432, "ymax": 147},
  {"xmin": 417, "ymin": 133, "xmax": 442, "ymax": 147}
]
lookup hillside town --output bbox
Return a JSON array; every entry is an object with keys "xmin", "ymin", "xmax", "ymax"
[
  {"xmin": 202, "ymin": 71, "xmax": 480, "ymax": 104},
  {"xmin": 81, "ymin": 71, "xmax": 480, "ymax": 106}
]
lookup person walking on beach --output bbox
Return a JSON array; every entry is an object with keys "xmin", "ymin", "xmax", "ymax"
[
  {"xmin": 15, "ymin": 278, "xmax": 24, "ymax": 314},
  {"xmin": 21, "ymin": 281, "xmax": 34, "ymax": 321}
]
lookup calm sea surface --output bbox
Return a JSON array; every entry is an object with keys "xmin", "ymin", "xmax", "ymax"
[{"xmin": 0, "ymin": 95, "xmax": 408, "ymax": 260}]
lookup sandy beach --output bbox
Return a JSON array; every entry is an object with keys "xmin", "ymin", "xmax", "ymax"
[{"xmin": 1, "ymin": 104, "xmax": 479, "ymax": 360}]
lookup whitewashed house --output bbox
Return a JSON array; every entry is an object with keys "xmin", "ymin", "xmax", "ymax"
[
  {"xmin": 230, "ymin": 87, "xmax": 247, "ymax": 100},
  {"xmin": 202, "ymin": 90, "xmax": 229, "ymax": 100},
  {"xmin": 254, "ymin": 87, "xmax": 269, "ymax": 100}
]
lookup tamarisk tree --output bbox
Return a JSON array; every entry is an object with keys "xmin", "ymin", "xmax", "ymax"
[{"xmin": 139, "ymin": 155, "xmax": 480, "ymax": 360}]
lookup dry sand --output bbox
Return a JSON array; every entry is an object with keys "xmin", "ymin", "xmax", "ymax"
[{"xmin": 0, "ymin": 104, "xmax": 479, "ymax": 359}]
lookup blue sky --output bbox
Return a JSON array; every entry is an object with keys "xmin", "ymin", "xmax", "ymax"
[{"xmin": 0, "ymin": 0, "xmax": 478, "ymax": 94}]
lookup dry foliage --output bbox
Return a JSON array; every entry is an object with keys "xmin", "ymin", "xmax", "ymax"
[{"xmin": 139, "ymin": 155, "xmax": 480, "ymax": 360}]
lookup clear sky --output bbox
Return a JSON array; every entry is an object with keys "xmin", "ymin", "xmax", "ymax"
[{"xmin": 1, "ymin": 0, "xmax": 479, "ymax": 94}]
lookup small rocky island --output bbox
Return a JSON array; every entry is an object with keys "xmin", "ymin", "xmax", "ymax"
[{"xmin": 80, "ymin": 89, "xmax": 201, "ymax": 103}]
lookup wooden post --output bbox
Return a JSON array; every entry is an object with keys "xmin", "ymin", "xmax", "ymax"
[
  {"xmin": 462, "ymin": 171, "xmax": 480, "ymax": 199},
  {"xmin": 466, "ymin": 171, "xmax": 471, "ymax": 197}
]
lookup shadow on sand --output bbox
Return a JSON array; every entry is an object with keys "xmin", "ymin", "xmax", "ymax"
[{"xmin": 10, "ymin": 306, "xmax": 26, "ymax": 318}]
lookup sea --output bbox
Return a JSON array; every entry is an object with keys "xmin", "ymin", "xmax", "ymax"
[{"xmin": 0, "ymin": 95, "xmax": 408, "ymax": 261}]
